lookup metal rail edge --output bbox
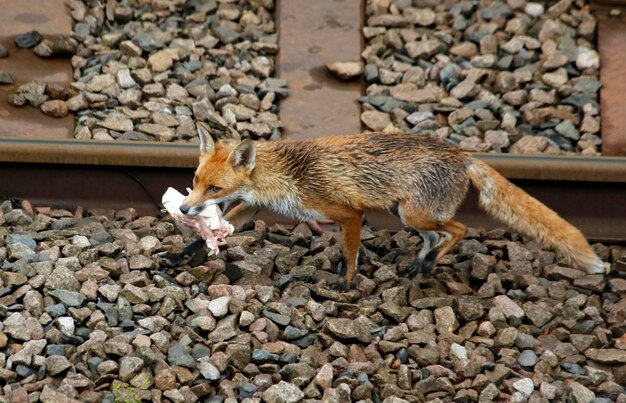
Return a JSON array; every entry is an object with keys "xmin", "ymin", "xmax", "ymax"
[{"xmin": 1, "ymin": 138, "xmax": 625, "ymax": 183}]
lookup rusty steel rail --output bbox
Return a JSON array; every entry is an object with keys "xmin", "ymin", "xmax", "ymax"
[
  {"xmin": 1, "ymin": 137, "xmax": 626, "ymax": 182},
  {"xmin": 592, "ymin": 0, "xmax": 626, "ymax": 155}
]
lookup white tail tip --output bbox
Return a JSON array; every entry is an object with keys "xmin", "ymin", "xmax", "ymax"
[{"xmin": 586, "ymin": 259, "xmax": 611, "ymax": 275}]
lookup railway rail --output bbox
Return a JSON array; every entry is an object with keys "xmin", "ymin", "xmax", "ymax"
[{"xmin": 0, "ymin": 0, "xmax": 625, "ymax": 243}]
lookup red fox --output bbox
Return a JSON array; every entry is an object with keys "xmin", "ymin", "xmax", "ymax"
[{"xmin": 177, "ymin": 122, "xmax": 608, "ymax": 289}]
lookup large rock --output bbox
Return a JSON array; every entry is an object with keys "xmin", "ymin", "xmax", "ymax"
[
  {"xmin": 585, "ymin": 349, "xmax": 626, "ymax": 364},
  {"xmin": 262, "ymin": 381, "xmax": 304, "ymax": 403},
  {"xmin": 326, "ymin": 318, "xmax": 372, "ymax": 343}
]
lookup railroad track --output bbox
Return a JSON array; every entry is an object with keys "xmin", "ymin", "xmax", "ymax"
[{"xmin": 0, "ymin": 0, "xmax": 625, "ymax": 243}]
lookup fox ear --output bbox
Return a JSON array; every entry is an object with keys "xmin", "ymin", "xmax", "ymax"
[
  {"xmin": 196, "ymin": 122, "xmax": 215, "ymax": 155},
  {"xmin": 228, "ymin": 140, "xmax": 256, "ymax": 173}
]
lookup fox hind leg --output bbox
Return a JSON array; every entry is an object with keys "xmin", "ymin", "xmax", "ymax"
[
  {"xmin": 410, "ymin": 231, "xmax": 444, "ymax": 277},
  {"xmin": 398, "ymin": 202, "xmax": 467, "ymax": 278},
  {"xmin": 433, "ymin": 220, "xmax": 467, "ymax": 262},
  {"xmin": 411, "ymin": 222, "xmax": 466, "ymax": 277}
]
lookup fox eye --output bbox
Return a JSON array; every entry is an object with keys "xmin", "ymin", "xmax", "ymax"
[{"xmin": 207, "ymin": 186, "xmax": 221, "ymax": 193}]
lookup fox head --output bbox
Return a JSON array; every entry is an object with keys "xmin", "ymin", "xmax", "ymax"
[{"xmin": 180, "ymin": 122, "xmax": 256, "ymax": 216}]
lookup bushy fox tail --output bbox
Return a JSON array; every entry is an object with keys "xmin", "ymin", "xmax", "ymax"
[{"xmin": 465, "ymin": 158, "xmax": 608, "ymax": 274}]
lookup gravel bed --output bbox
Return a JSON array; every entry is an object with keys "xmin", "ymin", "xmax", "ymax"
[
  {"xmin": 5, "ymin": 0, "xmax": 284, "ymax": 144},
  {"xmin": 1, "ymin": 199, "xmax": 625, "ymax": 402},
  {"xmin": 360, "ymin": 0, "xmax": 602, "ymax": 155},
  {"xmin": 69, "ymin": 0, "xmax": 284, "ymax": 143}
]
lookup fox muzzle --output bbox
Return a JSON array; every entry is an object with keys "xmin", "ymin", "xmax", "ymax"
[{"xmin": 179, "ymin": 204, "xmax": 191, "ymax": 215}]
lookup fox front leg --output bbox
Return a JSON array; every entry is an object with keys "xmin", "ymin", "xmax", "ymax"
[
  {"xmin": 332, "ymin": 210, "xmax": 364, "ymax": 291},
  {"xmin": 224, "ymin": 202, "xmax": 261, "ymax": 232},
  {"xmin": 158, "ymin": 237, "xmax": 206, "ymax": 269}
]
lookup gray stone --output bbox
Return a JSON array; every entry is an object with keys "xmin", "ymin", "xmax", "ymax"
[
  {"xmin": 585, "ymin": 348, "xmax": 626, "ymax": 364},
  {"xmin": 576, "ymin": 51, "xmax": 599, "ymax": 70},
  {"xmin": 48, "ymin": 289, "xmax": 86, "ymax": 307},
  {"xmin": 518, "ymin": 349, "xmax": 539, "ymax": 368},
  {"xmin": 119, "ymin": 357, "xmax": 144, "ymax": 381},
  {"xmin": 569, "ymin": 382, "xmax": 595, "ymax": 403},
  {"xmin": 11, "ymin": 339, "xmax": 47, "ymax": 366},
  {"xmin": 99, "ymin": 284, "xmax": 121, "ymax": 302},
  {"xmin": 57, "ymin": 316, "xmax": 75, "ymax": 336},
  {"xmin": 4, "ymin": 210, "xmax": 33, "ymax": 225},
  {"xmin": 361, "ymin": 110, "xmax": 391, "ymax": 131},
  {"xmin": 15, "ymin": 30, "xmax": 43, "ymax": 48},
  {"xmin": 119, "ymin": 284, "xmax": 149, "ymax": 304},
  {"xmin": 282, "ymin": 326, "xmax": 309, "ymax": 340},
  {"xmin": 46, "ymin": 355, "xmax": 72, "ymax": 376},
  {"xmin": 0, "ymin": 71, "xmax": 13, "ymax": 84},
  {"xmin": 263, "ymin": 310, "xmax": 291, "ymax": 326},
  {"xmin": 100, "ymin": 113, "xmax": 134, "ymax": 132},
  {"xmin": 493, "ymin": 295, "xmax": 526, "ymax": 320},
  {"xmin": 8, "ymin": 242, "xmax": 36, "ymax": 260},
  {"xmin": 167, "ymin": 343, "xmax": 196, "ymax": 369},
  {"xmin": 434, "ymin": 306, "xmax": 458, "ymax": 335},
  {"xmin": 46, "ymin": 266, "xmax": 81, "ymax": 291},
  {"xmin": 209, "ymin": 315, "xmax": 238, "ymax": 342},
  {"xmin": 326, "ymin": 318, "xmax": 372, "ymax": 343},
  {"xmin": 405, "ymin": 39, "xmax": 441, "ymax": 59},
  {"xmin": 87, "ymin": 74, "xmax": 115, "ymax": 92},
  {"xmin": 555, "ymin": 120, "xmax": 580, "ymax": 140}
]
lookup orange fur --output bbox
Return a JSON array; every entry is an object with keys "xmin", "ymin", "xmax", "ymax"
[
  {"xmin": 181, "ymin": 125, "xmax": 608, "ymax": 287},
  {"xmin": 466, "ymin": 159, "xmax": 607, "ymax": 274}
]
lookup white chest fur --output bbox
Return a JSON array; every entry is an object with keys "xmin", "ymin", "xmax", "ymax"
[
  {"xmin": 267, "ymin": 196, "xmax": 327, "ymax": 221},
  {"xmin": 243, "ymin": 192, "xmax": 326, "ymax": 221}
]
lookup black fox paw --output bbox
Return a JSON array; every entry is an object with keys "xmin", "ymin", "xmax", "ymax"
[
  {"xmin": 156, "ymin": 252, "xmax": 188, "ymax": 269},
  {"xmin": 408, "ymin": 259, "xmax": 434, "ymax": 279},
  {"xmin": 408, "ymin": 248, "xmax": 438, "ymax": 279},
  {"xmin": 336, "ymin": 259, "xmax": 347, "ymax": 277},
  {"xmin": 330, "ymin": 279, "xmax": 355, "ymax": 293},
  {"xmin": 331, "ymin": 282, "xmax": 347, "ymax": 292}
]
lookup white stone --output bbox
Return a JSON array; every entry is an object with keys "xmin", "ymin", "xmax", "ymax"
[
  {"xmin": 262, "ymin": 381, "xmax": 304, "ymax": 403},
  {"xmin": 576, "ymin": 50, "xmax": 600, "ymax": 70},
  {"xmin": 450, "ymin": 342, "xmax": 468, "ymax": 361},
  {"xmin": 513, "ymin": 378, "xmax": 534, "ymax": 397},
  {"xmin": 239, "ymin": 311, "xmax": 255, "ymax": 327},
  {"xmin": 208, "ymin": 296, "xmax": 231, "ymax": 318},
  {"xmin": 57, "ymin": 316, "xmax": 75, "ymax": 336},
  {"xmin": 198, "ymin": 359, "xmax": 221, "ymax": 380},
  {"xmin": 116, "ymin": 68, "xmax": 137, "ymax": 88},
  {"xmin": 493, "ymin": 295, "xmax": 525, "ymax": 320},
  {"xmin": 138, "ymin": 236, "xmax": 160, "ymax": 254},
  {"xmin": 71, "ymin": 235, "xmax": 91, "ymax": 248},
  {"xmin": 525, "ymin": 3, "xmax": 544, "ymax": 17}
]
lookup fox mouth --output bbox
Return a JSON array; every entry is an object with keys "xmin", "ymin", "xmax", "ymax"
[
  {"xmin": 185, "ymin": 200, "xmax": 234, "ymax": 217},
  {"xmin": 183, "ymin": 189, "xmax": 246, "ymax": 216}
]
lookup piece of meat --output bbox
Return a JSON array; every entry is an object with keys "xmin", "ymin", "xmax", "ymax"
[{"xmin": 161, "ymin": 187, "xmax": 234, "ymax": 256}]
